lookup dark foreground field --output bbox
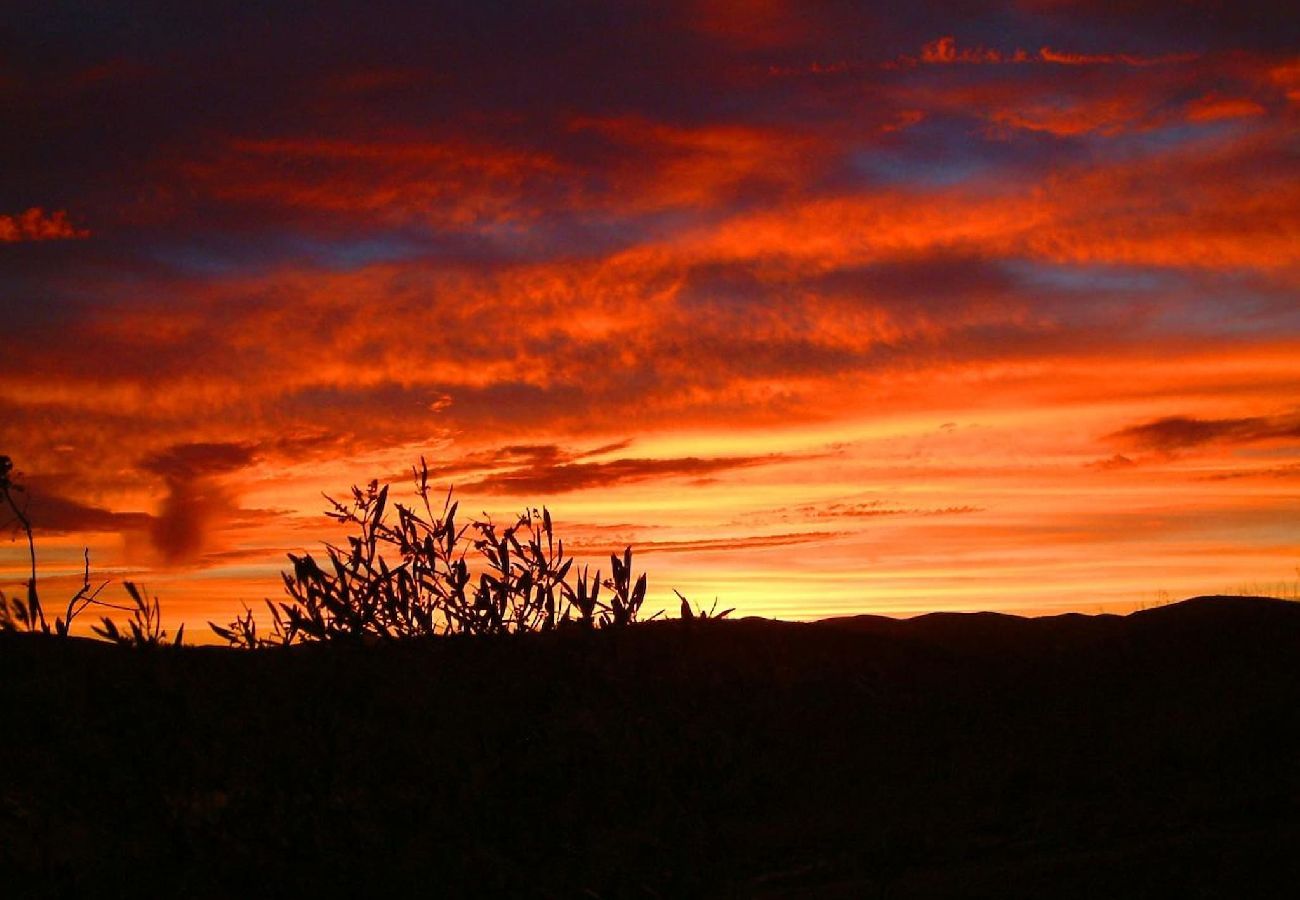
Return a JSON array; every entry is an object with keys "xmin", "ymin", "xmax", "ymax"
[{"xmin": 3, "ymin": 596, "xmax": 1299, "ymax": 898}]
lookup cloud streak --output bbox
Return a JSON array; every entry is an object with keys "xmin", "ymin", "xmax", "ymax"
[
  {"xmin": 914, "ymin": 36, "xmax": 1197, "ymax": 67},
  {"xmin": 461, "ymin": 451, "xmax": 811, "ymax": 495},
  {"xmin": 1110, "ymin": 414, "xmax": 1300, "ymax": 452}
]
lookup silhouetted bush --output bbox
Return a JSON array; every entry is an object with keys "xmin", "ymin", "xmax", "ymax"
[
  {"xmin": 92, "ymin": 582, "xmax": 183, "ymax": 648},
  {"xmin": 1, "ymin": 455, "xmax": 115, "ymax": 637},
  {"xmin": 2, "ymin": 451, "xmax": 687, "ymax": 650},
  {"xmin": 675, "ymin": 588, "xmax": 734, "ymax": 621},
  {"xmin": 208, "ymin": 601, "xmax": 289, "ymax": 648},
  {"xmin": 213, "ymin": 458, "xmax": 657, "ymax": 645}
]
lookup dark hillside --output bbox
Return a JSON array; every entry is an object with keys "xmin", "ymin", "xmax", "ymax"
[{"xmin": 3, "ymin": 596, "xmax": 1299, "ymax": 897}]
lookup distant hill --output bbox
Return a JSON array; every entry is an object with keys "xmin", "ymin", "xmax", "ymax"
[{"xmin": 3, "ymin": 596, "xmax": 1298, "ymax": 897}]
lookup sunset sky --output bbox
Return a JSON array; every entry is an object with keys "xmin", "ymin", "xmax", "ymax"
[{"xmin": 2, "ymin": 1, "xmax": 1297, "ymax": 633}]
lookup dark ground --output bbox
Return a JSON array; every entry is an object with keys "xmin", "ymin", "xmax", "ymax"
[{"xmin": 3, "ymin": 595, "xmax": 1298, "ymax": 898}]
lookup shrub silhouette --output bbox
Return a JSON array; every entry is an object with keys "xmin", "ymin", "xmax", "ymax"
[
  {"xmin": 675, "ymin": 589, "xmax": 735, "ymax": 622},
  {"xmin": 0, "ymin": 454, "xmax": 117, "ymax": 637},
  {"xmin": 3, "ymin": 451, "xmax": 673, "ymax": 649},
  {"xmin": 92, "ymin": 582, "xmax": 184, "ymax": 648},
  {"xmin": 208, "ymin": 601, "xmax": 291, "ymax": 648},
  {"xmin": 214, "ymin": 458, "xmax": 657, "ymax": 645}
]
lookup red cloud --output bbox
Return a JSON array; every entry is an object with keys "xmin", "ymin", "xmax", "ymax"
[
  {"xmin": 1270, "ymin": 58, "xmax": 1300, "ymax": 102},
  {"xmin": 915, "ymin": 36, "xmax": 1194, "ymax": 67},
  {"xmin": 921, "ymin": 36, "xmax": 1023, "ymax": 65},
  {"xmin": 178, "ymin": 136, "xmax": 568, "ymax": 233},
  {"xmin": 1037, "ymin": 47, "xmax": 1195, "ymax": 66},
  {"xmin": 1185, "ymin": 93, "xmax": 1267, "ymax": 122},
  {"xmin": 881, "ymin": 46, "xmax": 1286, "ymax": 139},
  {"xmin": 0, "ymin": 208, "xmax": 89, "ymax": 242}
]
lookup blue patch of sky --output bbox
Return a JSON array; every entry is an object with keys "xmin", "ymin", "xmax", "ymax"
[
  {"xmin": 531, "ymin": 208, "xmax": 709, "ymax": 257},
  {"xmin": 848, "ymin": 118, "xmax": 1004, "ymax": 188},
  {"xmin": 1006, "ymin": 260, "xmax": 1174, "ymax": 296},
  {"xmin": 147, "ymin": 242, "xmax": 250, "ymax": 278},
  {"xmin": 285, "ymin": 235, "xmax": 427, "ymax": 269},
  {"xmin": 146, "ymin": 230, "xmax": 490, "ymax": 275},
  {"xmin": 1144, "ymin": 287, "xmax": 1300, "ymax": 336},
  {"xmin": 1090, "ymin": 118, "xmax": 1259, "ymax": 162},
  {"xmin": 141, "ymin": 205, "xmax": 691, "ymax": 276},
  {"xmin": 1004, "ymin": 260, "xmax": 1176, "ymax": 331},
  {"xmin": 1007, "ymin": 259, "xmax": 1298, "ymax": 336}
]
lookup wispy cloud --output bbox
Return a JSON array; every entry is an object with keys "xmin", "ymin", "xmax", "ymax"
[
  {"xmin": 19, "ymin": 487, "xmax": 150, "ymax": 536},
  {"xmin": 789, "ymin": 501, "xmax": 984, "ymax": 519},
  {"xmin": 462, "ymin": 451, "xmax": 814, "ymax": 495},
  {"xmin": 617, "ymin": 531, "xmax": 846, "ymax": 556},
  {"xmin": 1199, "ymin": 464, "xmax": 1300, "ymax": 482},
  {"xmin": 908, "ymin": 36, "xmax": 1197, "ymax": 67},
  {"xmin": 1109, "ymin": 413, "xmax": 1300, "ymax": 452}
]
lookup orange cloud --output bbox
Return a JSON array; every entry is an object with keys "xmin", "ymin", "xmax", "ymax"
[
  {"xmin": 567, "ymin": 115, "xmax": 822, "ymax": 212},
  {"xmin": 1036, "ymin": 47, "xmax": 1196, "ymax": 66},
  {"xmin": 2, "ymin": 117, "xmax": 1292, "ymax": 464},
  {"xmin": 1270, "ymin": 58, "xmax": 1300, "ymax": 102},
  {"xmin": 985, "ymin": 95, "xmax": 1154, "ymax": 136},
  {"xmin": 920, "ymin": 36, "xmax": 1024, "ymax": 65},
  {"xmin": 902, "ymin": 46, "xmax": 1289, "ymax": 137},
  {"xmin": 660, "ymin": 124, "xmax": 1298, "ymax": 273},
  {"xmin": 183, "ymin": 118, "xmax": 828, "ymax": 230},
  {"xmin": 0, "ymin": 208, "xmax": 88, "ymax": 242},
  {"xmin": 1026, "ymin": 133, "xmax": 1300, "ymax": 270},
  {"xmin": 1185, "ymin": 93, "xmax": 1268, "ymax": 122},
  {"xmin": 914, "ymin": 36, "xmax": 1195, "ymax": 67}
]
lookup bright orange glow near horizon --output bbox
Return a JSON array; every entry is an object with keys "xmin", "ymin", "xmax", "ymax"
[{"xmin": 2, "ymin": 4, "xmax": 1297, "ymax": 637}]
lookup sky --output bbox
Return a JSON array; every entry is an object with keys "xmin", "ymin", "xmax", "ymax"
[{"xmin": 2, "ymin": 1, "xmax": 1298, "ymax": 633}]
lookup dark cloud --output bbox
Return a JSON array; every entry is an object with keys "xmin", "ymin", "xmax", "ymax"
[
  {"xmin": 140, "ymin": 442, "xmax": 258, "ymax": 481},
  {"xmin": 1109, "ymin": 414, "xmax": 1300, "ymax": 452},
  {"xmin": 809, "ymin": 254, "xmax": 1020, "ymax": 303},
  {"xmin": 462, "ymin": 452, "xmax": 809, "ymax": 495},
  {"xmin": 413, "ymin": 440, "xmax": 639, "ymax": 484},
  {"xmin": 1199, "ymin": 464, "xmax": 1300, "ymax": 481},
  {"xmin": 795, "ymin": 502, "xmax": 985, "ymax": 519},
  {"xmin": 622, "ymin": 531, "xmax": 848, "ymax": 556},
  {"xmin": 1086, "ymin": 453, "xmax": 1137, "ymax": 471},
  {"xmin": 138, "ymin": 442, "xmax": 258, "ymax": 565},
  {"xmin": 14, "ymin": 487, "xmax": 150, "ymax": 536}
]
